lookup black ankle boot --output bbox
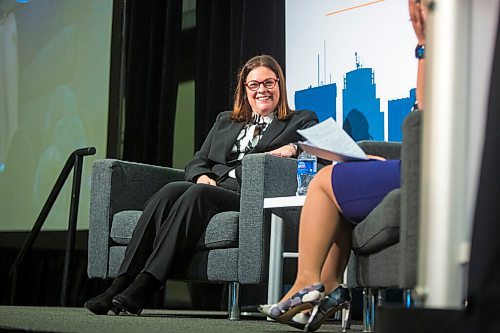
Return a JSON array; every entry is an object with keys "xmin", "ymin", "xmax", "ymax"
[
  {"xmin": 84, "ymin": 275, "xmax": 132, "ymax": 315},
  {"xmin": 112, "ymin": 272, "xmax": 163, "ymax": 315}
]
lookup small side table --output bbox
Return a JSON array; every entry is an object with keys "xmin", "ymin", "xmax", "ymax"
[{"xmin": 263, "ymin": 195, "xmax": 306, "ymax": 305}]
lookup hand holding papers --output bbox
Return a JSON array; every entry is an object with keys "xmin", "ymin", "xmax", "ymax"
[{"xmin": 297, "ymin": 117, "xmax": 368, "ymax": 162}]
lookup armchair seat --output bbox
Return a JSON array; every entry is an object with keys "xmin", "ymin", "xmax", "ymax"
[{"xmin": 109, "ymin": 210, "xmax": 239, "ymax": 250}]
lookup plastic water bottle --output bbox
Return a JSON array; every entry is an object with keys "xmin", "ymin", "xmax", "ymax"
[{"xmin": 296, "ymin": 151, "xmax": 317, "ymax": 196}]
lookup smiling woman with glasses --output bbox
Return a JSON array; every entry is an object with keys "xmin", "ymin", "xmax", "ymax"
[
  {"xmin": 84, "ymin": 54, "xmax": 320, "ymax": 317},
  {"xmin": 232, "ymin": 55, "xmax": 292, "ymax": 122}
]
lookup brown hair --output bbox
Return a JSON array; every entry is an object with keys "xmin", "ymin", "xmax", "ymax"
[{"xmin": 230, "ymin": 55, "xmax": 292, "ymax": 122}]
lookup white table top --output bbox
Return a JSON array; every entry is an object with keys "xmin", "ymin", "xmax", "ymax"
[{"xmin": 263, "ymin": 195, "xmax": 306, "ymax": 208}]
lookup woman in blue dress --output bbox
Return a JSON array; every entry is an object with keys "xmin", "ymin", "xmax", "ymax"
[{"xmin": 259, "ymin": 1, "xmax": 427, "ymax": 331}]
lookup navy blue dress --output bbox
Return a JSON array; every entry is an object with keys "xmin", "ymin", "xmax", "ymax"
[{"xmin": 331, "ymin": 160, "xmax": 401, "ymax": 224}]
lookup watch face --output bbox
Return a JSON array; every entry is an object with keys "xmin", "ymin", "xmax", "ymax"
[{"xmin": 415, "ymin": 44, "xmax": 425, "ymax": 59}]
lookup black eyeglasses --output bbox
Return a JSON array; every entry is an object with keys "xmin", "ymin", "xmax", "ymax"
[{"xmin": 244, "ymin": 78, "xmax": 279, "ymax": 91}]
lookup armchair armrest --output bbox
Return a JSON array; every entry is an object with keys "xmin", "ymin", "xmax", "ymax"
[
  {"xmin": 357, "ymin": 140, "xmax": 402, "ymax": 160},
  {"xmin": 87, "ymin": 159, "xmax": 184, "ymax": 278},
  {"xmin": 399, "ymin": 111, "xmax": 422, "ymax": 287},
  {"xmin": 238, "ymin": 153, "xmax": 297, "ymax": 284}
]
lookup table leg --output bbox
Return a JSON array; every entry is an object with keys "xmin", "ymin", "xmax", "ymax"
[{"xmin": 267, "ymin": 212, "xmax": 284, "ymax": 305}]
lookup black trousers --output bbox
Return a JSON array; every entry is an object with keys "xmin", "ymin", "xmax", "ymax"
[{"xmin": 117, "ymin": 179, "xmax": 240, "ymax": 283}]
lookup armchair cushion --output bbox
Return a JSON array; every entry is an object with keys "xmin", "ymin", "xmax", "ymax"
[
  {"xmin": 110, "ymin": 210, "xmax": 141, "ymax": 245},
  {"xmin": 196, "ymin": 211, "xmax": 239, "ymax": 250},
  {"xmin": 352, "ymin": 189, "xmax": 401, "ymax": 255},
  {"xmin": 109, "ymin": 210, "xmax": 239, "ymax": 250}
]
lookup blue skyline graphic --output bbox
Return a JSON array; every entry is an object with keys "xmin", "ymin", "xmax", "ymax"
[
  {"xmin": 388, "ymin": 88, "xmax": 416, "ymax": 142},
  {"xmin": 295, "ymin": 83, "xmax": 337, "ymax": 121},
  {"xmin": 293, "ymin": 54, "xmax": 415, "ymax": 142}
]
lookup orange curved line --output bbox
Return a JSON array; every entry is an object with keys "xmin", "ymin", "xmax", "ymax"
[{"xmin": 325, "ymin": 0, "xmax": 385, "ymax": 16}]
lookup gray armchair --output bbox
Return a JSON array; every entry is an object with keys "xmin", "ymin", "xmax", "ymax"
[
  {"xmin": 347, "ymin": 110, "xmax": 422, "ymax": 332},
  {"xmin": 87, "ymin": 153, "xmax": 299, "ymax": 319}
]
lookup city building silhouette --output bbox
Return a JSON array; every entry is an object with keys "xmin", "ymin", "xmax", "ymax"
[
  {"xmin": 342, "ymin": 54, "xmax": 383, "ymax": 141},
  {"xmin": 388, "ymin": 88, "xmax": 416, "ymax": 142},
  {"xmin": 295, "ymin": 83, "xmax": 337, "ymax": 121},
  {"xmin": 293, "ymin": 52, "xmax": 415, "ymax": 143}
]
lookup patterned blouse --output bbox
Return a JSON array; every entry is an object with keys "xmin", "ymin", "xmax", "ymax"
[{"xmin": 227, "ymin": 112, "xmax": 275, "ymax": 178}]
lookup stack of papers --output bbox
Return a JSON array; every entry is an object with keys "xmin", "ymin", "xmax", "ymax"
[{"xmin": 297, "ymin": 117, "xmax": 368, "ymax": 162}]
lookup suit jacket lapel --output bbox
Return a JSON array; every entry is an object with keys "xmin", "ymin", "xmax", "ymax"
[
  {"xmin": 252, "ymin": 119, "xmax": 287, "ymax": 153},
  {"xmin": 223, "ymin": 120, "xmax": 245, "ymax": 159}
]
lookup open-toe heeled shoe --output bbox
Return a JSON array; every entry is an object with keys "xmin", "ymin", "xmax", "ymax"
[
  {"xmin": 257, "ymin": 283, "xmax": 325, "ymax": 324},
  {"xmin": 287, "ymin": 312, "xmax": 311, "ymax": 330},
  {"xmin": 304, "ymin": 285, "xmax": 351, "ymax": 333}
]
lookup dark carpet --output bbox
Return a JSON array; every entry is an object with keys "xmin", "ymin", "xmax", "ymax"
[{"xmin": 0, "ymin": 306, "xmax": 363, "ymax": 333}]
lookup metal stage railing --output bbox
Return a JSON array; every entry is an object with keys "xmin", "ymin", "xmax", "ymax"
[{"xmin": 8, "ymin": 147, "xmax": 96, "ymax": 306}]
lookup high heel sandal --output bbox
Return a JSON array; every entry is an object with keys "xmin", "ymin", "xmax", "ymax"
[
  {"xmin": 304, "ymin": 285, "xmax": 351, "ymax": 333},
  {"xmin": 258, "ymin": 283, "xmax": 325, "ymax": 324},
  {"xmin": 287, "ymin": 312, "xmax": 311, "ymax": 330}
]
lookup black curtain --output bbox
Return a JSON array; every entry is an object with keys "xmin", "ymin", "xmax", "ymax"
[
  {"xmin": 1, "ymin": 247, "xmax": 108, "ymax": 307},
  {"xmin": 122, "ymin": 0, "xmax": 183, "ymax": 166},
  {"xmin": 466, "ymin": 14, "xmax": 500, "ymax": 333},
  {"xmin": 195, "ymin": 0, "xmax": 285, "ymax": 149},
  {"xmin": 119, "ymin": 0, "xmax": 285, "ymax": 162}
]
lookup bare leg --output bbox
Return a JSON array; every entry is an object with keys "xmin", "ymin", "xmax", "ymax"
[
  {"xmin": 280, "ymin": 165, "xmax": 352, "ymax": 301},
  {"xmin": 321, "ymin": 221, "xmax": 352, "ymax": 293}
]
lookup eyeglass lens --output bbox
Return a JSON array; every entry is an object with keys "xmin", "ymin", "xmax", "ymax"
[{"xmin": 245, "ymin": 78, "xmax": 278, "ymax": 91}]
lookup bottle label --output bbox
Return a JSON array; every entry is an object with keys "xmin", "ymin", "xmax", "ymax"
[{"xmin": 297, "ymin": 160, "xmax": 316, "ymax": 175}]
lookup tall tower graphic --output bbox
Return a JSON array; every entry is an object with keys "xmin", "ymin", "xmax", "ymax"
[{"xmin": 342, "ymin": 53, "xmax": 384, "ymax": 141}]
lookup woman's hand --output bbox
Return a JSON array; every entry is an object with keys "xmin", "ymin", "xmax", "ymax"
[
  {"xmin": 268, "ymin": 144, "xmax": 297, "ymax": 157},
  {"xmin": 196, "ymin": 175, "xmax": 217, "ymax": 186},
  {"xmin": 409, "ymin": 0, "xmax": 427, "ymax": 45},
  {"xmin": 409, "ymin": 0, "xmax": 427, "ymax": 110},
  {"xmin": 366, "ymin": 154, "xmax": 386, "ymax": 161}
]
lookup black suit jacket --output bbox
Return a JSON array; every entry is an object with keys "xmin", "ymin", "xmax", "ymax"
[{"xmin": 184, "ymin": 110, "xmax": 319, "ymax": 186}]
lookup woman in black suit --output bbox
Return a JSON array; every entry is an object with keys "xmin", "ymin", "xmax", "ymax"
[{"xmin": 84, "ymin": 54, "xmax": 319, "ymax": 315}]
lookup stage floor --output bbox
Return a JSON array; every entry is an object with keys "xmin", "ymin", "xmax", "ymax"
[{"xmin": 0, "ymin": 306, "xmax": 362, "ymax": 332}]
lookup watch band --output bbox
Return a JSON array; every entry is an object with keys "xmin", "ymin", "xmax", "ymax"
[
  {"xmin": 415, "ymin": 44, "xmax": 425, "ymax": 59},
  {"xmin": 289, "ymin": 143, "xmax": 302, "ymax": 156}
]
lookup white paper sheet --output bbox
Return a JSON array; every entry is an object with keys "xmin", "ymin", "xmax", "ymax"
[{"xmin": 297, "ymin": 117, "xmax": 368, "ymax": 161}]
